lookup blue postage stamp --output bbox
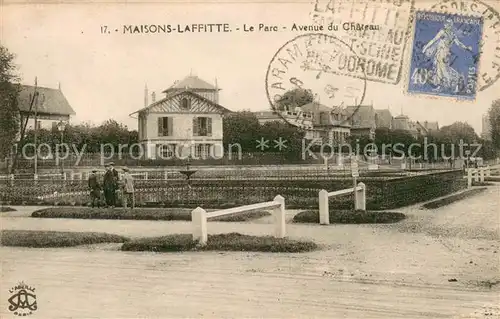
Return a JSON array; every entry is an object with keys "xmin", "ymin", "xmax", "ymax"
[{"xmin": 408, "ymin": 11, "xmax": 483, "ymax": 99}]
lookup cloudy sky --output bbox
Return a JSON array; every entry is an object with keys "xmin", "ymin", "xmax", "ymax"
[{"xmin": 2, "ymin": 0, "xmax": 499, "ymax": 134}]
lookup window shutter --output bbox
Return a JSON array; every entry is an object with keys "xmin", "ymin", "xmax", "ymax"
[
  {"xmin": 158, "ymin": 117, "xmax": 163, "ymax": 136},
  {"xmin": 207, "ymin": 117, "xmax": 212, "ymax": 136},
  {"xmin": 167, "ymin": 117, "xmax": 173, "ymax": 136},
  {"xmin": 193, "ymin": 117, "xmax": 199, "ymax": 136}
]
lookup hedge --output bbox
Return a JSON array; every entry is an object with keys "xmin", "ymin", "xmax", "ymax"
[{"xmin": 0, "ymin": 230, "xmax": 128, "ymax": 247}]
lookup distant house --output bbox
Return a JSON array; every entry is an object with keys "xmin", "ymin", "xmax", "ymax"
[
  {"xmin": 375, "ymin": 109, "xmax": 393, "ymax": 129},
  {"xmin": 17, "ymin": 84, "xmax": 75, "ymax": 134},
  {"xmin": 130, "ymin": 75, "xmax": 232, "ymax": 159},
  {"xmin": 254, "ymin": 102, "xmax": 350, "ymax": 145},
  {"xmin": 300, "ymin": 102, "xmax": 351, "ymax": 144},
  {"xmin": 346, "ymin": 104, "xmax": 376, "ymax": 139},
  {"xmin": 482, "ymin": 114, "xmax": 491, "ymax": 140}
]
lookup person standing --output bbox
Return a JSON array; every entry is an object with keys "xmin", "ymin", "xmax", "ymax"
[
  {"xmin": 121, "ymin": 167, "xmax": 135, "ymax": 209},
  {"xmin": 88, "ymin": 169, "xmax": 101, "ymax": 208},
  {"xmin": 103, "ymin": 162, "xmax": 118, "ymax": 208}
]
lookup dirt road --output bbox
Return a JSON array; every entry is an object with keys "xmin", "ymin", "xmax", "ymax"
[{"xmin": 1, "ymin": 186, "xmax": 499, "ymax": 318}]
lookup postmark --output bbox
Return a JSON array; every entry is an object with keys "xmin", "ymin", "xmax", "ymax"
[
  {"xmin": 430, "ymin": 0, "xmax": 500, "ymax": 91},
  {"xmin": 309, "ymin": 0, "xmax": 416, "ymax": 85},
  {"xmin": 265, "ymin": 33, "xmax": 367, "ymax": 132},
  {"xmin": 407, "ymin": 11, "xmax": 483, "ymax": 99}
]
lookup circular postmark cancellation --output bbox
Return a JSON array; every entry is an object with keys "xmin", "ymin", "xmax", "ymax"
[
  {"xmin": 431, "ymin": 0, "xmax": 500, "ymax": 91},
  {"xmin": 265, "ymin": 33, "xmax": 367, "ymax": 133}
]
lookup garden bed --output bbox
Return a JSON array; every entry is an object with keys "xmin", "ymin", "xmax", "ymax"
[
  {"xmin": 292, "ymin": 210, "xmax": 407, "ymax": 224},
  {"xmin": 31, "ymin": 207, "xmax": 271, "ymax": 222},
  {"xmin": 420, "ymin": 187, "xmax": 487, "ymax": 210},
  {"xmin": 121, "ymin": 232, "xmax": 318, "ymax": 253},
  {"xmin": 0, "ymin": 206, "xmax": 16, "ymax": 212},
  {"xmin": 0, "ymin": 230, "xmax": 128, "ymax": 248}
]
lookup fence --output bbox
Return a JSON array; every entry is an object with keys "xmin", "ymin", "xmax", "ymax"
[
  {"xmin": 191, "ymin": 195, "xmax": 286, "ymax": 245},
  {"xmin": 318, "ymin": 183, "xmax": 366, "ymax": 225},
  {"xmin": 464, "ymin": 164, "xmax": 500, "ymax": 188},
  {"xmin": 0, "ymin": 170, "xmax": 466, "ymax": 210}
]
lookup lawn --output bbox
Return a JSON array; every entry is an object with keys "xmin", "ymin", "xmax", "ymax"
[
  {"xmin": 0, "ymin": 206, "xmax": 16, "ymax": 212},
  {"xmin": 0, "ymin": 230, "xmax": 128, "ymax": 248},
  {"xmin": 420, "ymin": 187, "xmax": 487, "ymax": 210},
  {"xmin": 293, "ymin": 210, "xmax": 407, "ymax": 224},
  {"xmin": 31, "ymin": 207, "xmax": 271, "ymax": 222},
  {"xmin": 121, "ymin": 233, "xmax": 318, "ymax": 253}
]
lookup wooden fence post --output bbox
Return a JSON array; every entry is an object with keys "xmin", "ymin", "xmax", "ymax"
[
  {"xmin": 474, "ymin": 169, "xmax": 479, "ymax": 182},
  {"xmin": 164, "ymin": 171, "xmax": 168, "ymax": 180},
  {"xmin": 319, "ymin": 189, "xmax": 329, "ymax": 225},
  {"xmin": 486, "ymin": 166, "xmax": 491, "ymax": 177},
  {"xmin": 355, "ymin": 182, "xmax": 366, "ymax": 211},
  {"xmin": 273, "ymin": 195, "xmax": 286, "ymax": 238},
  {"xmin": 9, "ymin": 174, "xmax": 14, "ymax": 186},
  {"xmin": 191, "ymin": 207, "xmax": 207, "ymax": 245},
  {"xmin": 480, "ymin": 167, "xmax": 485, "ymax": 182}
]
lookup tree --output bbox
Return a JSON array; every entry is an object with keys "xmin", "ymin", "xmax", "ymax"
[
  {"xmin": 274, "ymin": 88, "xmax": 314, "ymax": 112},
  {"xmin": 0, "ymin": 45, "xmax": 20, "ymax": 161},
  {"xmin": 223, "ymin": 111, "xmax": 261, "ymax": 152},
  {"xmin": 488, "ymin": 99, "xmax": 500, "ymax": 150}
]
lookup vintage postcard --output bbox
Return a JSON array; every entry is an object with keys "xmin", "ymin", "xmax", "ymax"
[{"xmin": 1, "ymin": 0, "xmax": 499, "ymax": 318}]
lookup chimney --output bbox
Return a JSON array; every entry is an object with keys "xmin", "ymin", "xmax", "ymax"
[
  {"xmin": 144, "ymin": 84, "xmax": 149, "ymax": 107},
  {"xmin": 151, "ymin": 92, "xmax": 156, "ymax": 103}
]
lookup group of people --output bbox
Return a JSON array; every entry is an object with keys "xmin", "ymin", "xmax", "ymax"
[{"xmin": 87, "ymin": 162, "xmax": 135, "ymax": 209}]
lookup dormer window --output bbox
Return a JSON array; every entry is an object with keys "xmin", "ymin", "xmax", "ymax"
[{"xmin": 181, "ymin": 97, "xmax": 191, "ymax": 109}]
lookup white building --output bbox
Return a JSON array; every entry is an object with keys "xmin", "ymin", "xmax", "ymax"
[{"xmin": 130, "ymin": 75, "xmax": 232, "ymax": 159}]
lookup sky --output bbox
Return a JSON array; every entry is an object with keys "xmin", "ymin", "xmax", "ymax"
[{"xmin": 2, "ymin": 0, "xmax": 499, "ymax": 135}]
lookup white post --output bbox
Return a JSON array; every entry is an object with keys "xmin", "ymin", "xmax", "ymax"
[
  {"xmin": 70, "ymin": 172, "xmax": 74, "ymax": 181},
  {"xmin": 355, "ymin": 182, "xmax": 366, "ymax": 211},
  {"xmin": 467, "ymin": 169, "xmax": 472, "ymax": 188},
  {"xmin": 319, "ymin": 189, "xmax": 329, "ymax": 225},
  {"xmin": 273, "ymin": 195, "xmax": 286, "ymax": 238},
  {"xmin": 144, "ymin": 172, "xmax": 149, "ymax": 180},
  {"xmin": 474, "ymin": 169, "xmax": 479, "ymax": 182},
  {"xmin": 63, "ymin": 172, "xmax": 67, "ymax": 181},
  {"xmin": 164, "ymin": 171, "xmax": 168, "ymax": 180},
  {"xmin": 480, "ymin": 167, "xmax": 485, "ymax": 182},
  {"xmin": 486, "ymin": 166, "xmax": 491, "ymax": 177},
  {"xmin": 34, "ymin": 173, "xmax": 38, "ymax": 186},
  {"xmin": 9, "ymin": 174, "xmax": 14, "ymax": 186},
  {"xmin": 191, "ymin": 207, "xmax": 208, "ymax": 245}
]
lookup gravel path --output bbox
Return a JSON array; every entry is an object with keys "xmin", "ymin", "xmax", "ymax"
[{"xmin": 1, "ymin": 186, "xmax": 499, "ymax": 318}]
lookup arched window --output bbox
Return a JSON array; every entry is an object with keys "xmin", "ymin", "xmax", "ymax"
[{"xmin": 181, "ymin": 98, "xmax": 191, "ymax": 109}]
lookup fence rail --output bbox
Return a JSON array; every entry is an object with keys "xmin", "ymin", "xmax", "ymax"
[
  {"xmin": 318, "ymin": 183, "xmax": 366, "ymax": 225},
  {"xmin": 191, "ymin": 195, "xmax": 286, "ymax": 245}
]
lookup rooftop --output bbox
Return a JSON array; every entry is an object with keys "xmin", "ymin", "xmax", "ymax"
[
  {"xmin": 163, "ymin": 75, "xmax": 219, "ymax": 93},
  {"xmin": 17, "ymin": 85, "xmax": 75, "ymax": 116}
]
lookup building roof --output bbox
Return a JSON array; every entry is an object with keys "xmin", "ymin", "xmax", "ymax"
[
  {"xmin": 394, "ymin": 114, "xmax": 409, "ymax": 119},
  {"xmin": 17, "ymin": 85, "xmax": 75, "ymax": 116},
  {"xmin": 130, "ymin": 89, "xmax": 231, "ymax": 115},
  {"xmin": 421, "ymin": 120, "xmax": 439, "ymax": 131},
  {"xmin": 346, "ymin": 104, "xmax": 376, "ymax": 129},
  {"xmin": 375, "ymin": 109, "xmax": 393, "ymax": 128},
  {"xmin": 162, "ymin": 75, "xmax": 219, "ymax": 93}
]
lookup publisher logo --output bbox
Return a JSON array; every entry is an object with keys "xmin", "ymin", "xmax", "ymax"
[{"xmin": 8, "ymin": 282, "xmax": 37, "ymax": 316}]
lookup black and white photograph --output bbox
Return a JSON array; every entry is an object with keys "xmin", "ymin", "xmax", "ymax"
[{"xmin": 1, "ymin": 0, "xmax": 499, "ymax": 317}]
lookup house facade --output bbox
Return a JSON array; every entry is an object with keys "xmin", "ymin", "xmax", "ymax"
[
  {"xmin": 254, "ymin": 102, "xmax": 350, "ymax": 145},
  {"xmin": 131, "ymin": 76, "xmax": 231, "ymax": 160},
  {"xmin": 16, "ymin": 85, "xmax": 75, "ymax": 136}
]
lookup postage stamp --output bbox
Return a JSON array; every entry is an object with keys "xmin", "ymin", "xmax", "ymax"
[
  {"xmin": 265, "ymin": 33, "xmax": 367, "ymax": 129},
  {"xmin": 310, "ymin": 0, "xmax": 416, "ymax": 85},
  {"xmin": 407, "ymin": 11, "xmax": 483, "ymax": 99},
  {"xmin": 431, "ymin": 0, "xmax": 500, "ymax": 92}
]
